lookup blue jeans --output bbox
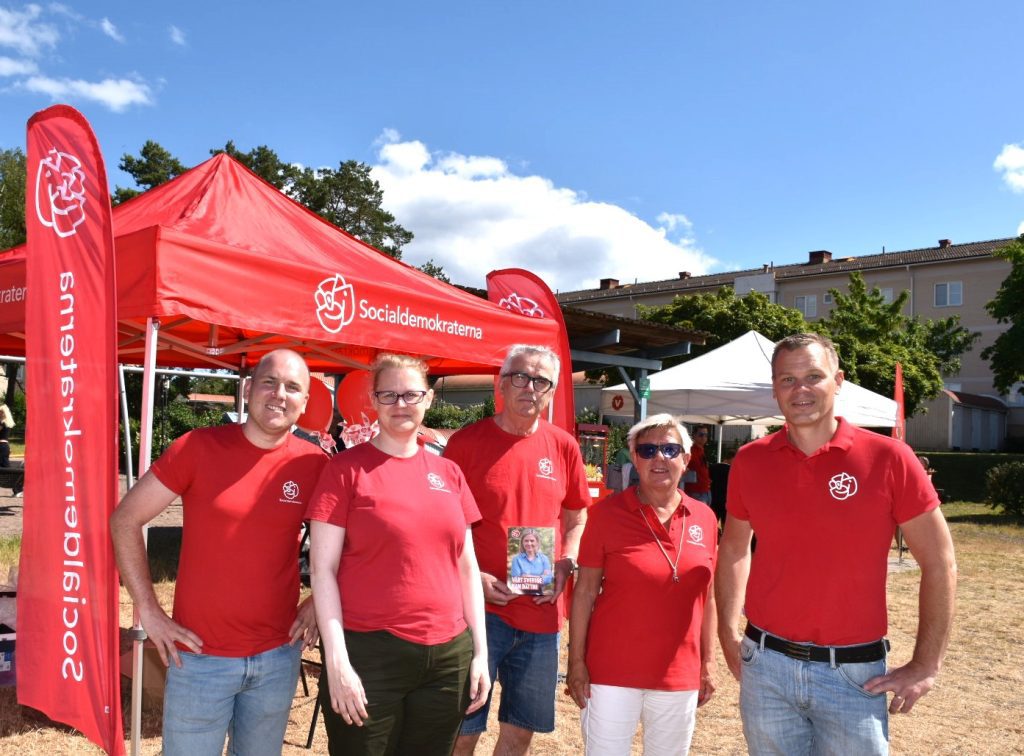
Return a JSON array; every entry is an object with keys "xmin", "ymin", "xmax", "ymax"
[
  {"xmin": 163, "ymin": 642, "xmax": 302, "ymax": 756},
  {"xmin": 460, "ymin": 612, "xmax": 559, "ymax": 735},
  {"xmin": 739, "ymin": 634, "xmax": 889, "ymax": 756}
]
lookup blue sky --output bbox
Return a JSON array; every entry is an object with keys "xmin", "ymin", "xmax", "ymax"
[{"xmin": 3, "ymin": 1, "xmax": 1024, "ymax": 292}]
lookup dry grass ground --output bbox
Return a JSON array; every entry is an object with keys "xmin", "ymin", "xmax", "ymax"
[{"xmin": 0, "ymin": 500, "xmax": 1020, "ymax": 754}]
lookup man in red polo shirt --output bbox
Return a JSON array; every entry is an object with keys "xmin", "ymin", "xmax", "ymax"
[
  {"xmin": 111, "ymin": 350, "xmax": 327, "ymax": 756},
  {"xmin": 683, "ymin": 425, "xmax": 711, "ymax": 504},
  {"xmin": 716, "ymin": 333, "xmax": 956, "ymax": 755},
  {"xmin": 445, "ymin": 344, "xmax": 591, "ymax": 756}
]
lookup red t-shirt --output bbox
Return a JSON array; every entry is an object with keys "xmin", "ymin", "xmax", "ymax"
[
  {"xmin": 444, "ymin": 418, "xmax": 591, "ymax": 633},
  {"xmin": 727, "ymin": 418, "xmax": 940, "ymax": 645},
  {"xmin": 684, "ymin": 443, "xmax": 710, "ymax": 495},
  {"xmin": 305, "ymin": 443, "xmax": 481, "ymax": 645},
  {"xmin": 150, "ymin": 425, "xmax": 327, "ymax": 657},
  {"xmin": 578, "ymin": 488, "xmax": 717, "ymax": 690}
]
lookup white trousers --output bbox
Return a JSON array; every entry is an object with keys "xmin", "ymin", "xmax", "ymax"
[{"xmin": 581, "ymin": 684, "xmax": 698, "ymax": 755}]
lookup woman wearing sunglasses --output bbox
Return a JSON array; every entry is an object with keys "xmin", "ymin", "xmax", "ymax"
[
  {"xmin": 306, "ymin": 354, "xmax": 489, "ymax": 754},
  {"xmin": 567, "ymin": 414, "xmax": 718, "ymax": 755}
]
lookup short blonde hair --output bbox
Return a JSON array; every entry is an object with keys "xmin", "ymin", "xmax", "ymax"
[
  {"xmin": 772, "ymin": 333, "xmax": 840, "ymax": 376},
  {"xmin": 370, "ymin": 353, "xmax": 429, "ymax": 390},
  {"xmin": 626, "ymin": 414, "xmax": 692, "ymax": 454}
]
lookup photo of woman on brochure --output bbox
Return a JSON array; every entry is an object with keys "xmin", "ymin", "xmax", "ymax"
[{"xmin": 508, "ymin": 527, "xmax": 555, "ymax": 595}]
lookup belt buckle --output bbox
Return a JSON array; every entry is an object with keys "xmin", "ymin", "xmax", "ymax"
[{"xmin": 781, "ymin": 640, "xmax": 813, "ymax": 661}]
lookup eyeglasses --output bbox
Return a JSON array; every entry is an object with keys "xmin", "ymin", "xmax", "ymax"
[
  {"xmin": 373, "ymin": 390, "xmax": 428, "ymax": 405},
  {"xmin": 694, "ymin": 431, "xmax": 708, "ymax": 438},
  {"xmin": 503, "ymin": 372, "xmax": 554, "ymax": 393},
  {"xmin": 635, "ymin": 443, "xmax": 684, "ymax": 460}
]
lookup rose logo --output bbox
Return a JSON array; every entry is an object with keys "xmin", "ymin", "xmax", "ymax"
[
  {"xmin": 498, "ymin": 292, "xmax": 545, "ymax": 318},
  {"xmin": 538, "ymin": 458, "xmax": 553, "ymax": 476},
  {"xmin": 828, "ymin": 472, "xmax": 858, "ymax": 501},
  {"xmin": 687, "ymin": 524, "xmax": 704, "ymax": 544},
  {"xmin": 427, "ymin": 473, "xmax": 445, "ymax": 489},
  {"xmin": 282, "ymin": 481, "xmax": 299, "ymax": 500},
  {"xmin": 35, "ymin": 148, "xmax": 87, "ymax": 238},
  {"xmin": 315, "ymin": 274, "xmax": 356, "ymax": 334}
]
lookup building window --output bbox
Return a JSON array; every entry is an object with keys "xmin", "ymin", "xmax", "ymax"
[
  {"xmin": 934, "ymin": 281, "xmax": 963, "ymax": 307},
  {"xmin": 880, "ymin": 288, "xmax": 894, "ymax": 304},
  {"xmin": 794, "ymin": 295, "xmax": 817, "ymax": 318},
  {"xmin": 823, "ymin": 292, "xmax": 833, "ymax": 304}
]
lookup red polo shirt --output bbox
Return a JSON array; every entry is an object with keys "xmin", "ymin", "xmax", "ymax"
[
  {"xmin": 727, "ymin": 418, "xmax": 940, "ymax": 645},
  {"xmin": 578, "ymin": 488, "xmax": 717, "ymax": 690}
]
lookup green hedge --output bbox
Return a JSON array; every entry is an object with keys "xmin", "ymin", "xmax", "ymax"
[{"xmin": 925, "ymin": 452, "xmax": 1024, "ymax": 503}]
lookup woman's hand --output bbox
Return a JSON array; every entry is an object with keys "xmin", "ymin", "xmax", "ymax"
[
  {"xmin": 327, "ymin": 657, "xmax": 369, "ymax": 726},
  {"xmin": 466, "ymin": 655, "xmax": 491, "ymax": 714},
  {"xmin": 566, "ymin": 658, "xmax": 591, "ymax": 709},
  {"xmin": 698, "ymin": 663, "xmax": 716, "ymax": 707}
]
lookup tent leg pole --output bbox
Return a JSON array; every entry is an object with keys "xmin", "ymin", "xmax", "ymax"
[
  {"xmin": 118, "ymin": 365, "xmax": 135, "ymax": 488},
  {"xmin": 130, "ymin": 318, "xmax": 160, "ymax": 756}
]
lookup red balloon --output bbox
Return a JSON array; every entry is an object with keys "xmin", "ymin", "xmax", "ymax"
[
  {"xmin": 296, "ymin": 377, "xmax": 332, "ymax": 433},
  {"xmin": 335, "ymin": 370, "xmax": 378, "ymax": 446}
]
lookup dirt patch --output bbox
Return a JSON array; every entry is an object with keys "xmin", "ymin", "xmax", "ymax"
[{"xmin": 0, "ymin": 507, "xmax": 1021, "ymax": 754}]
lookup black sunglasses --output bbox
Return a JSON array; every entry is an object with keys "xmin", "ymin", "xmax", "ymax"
[{"xmin": 635, "ymin": 443, "xmax": 684, "ymax": 460}]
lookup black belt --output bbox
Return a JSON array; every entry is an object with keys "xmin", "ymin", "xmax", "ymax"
[{"xmin": 745, "ymin": 624, "xmax": 889, "ymax": 663}]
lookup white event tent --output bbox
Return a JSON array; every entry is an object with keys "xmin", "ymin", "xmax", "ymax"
[{"xmin": 601, "ymin": 331, "xmax": 897, "ymax": 449}]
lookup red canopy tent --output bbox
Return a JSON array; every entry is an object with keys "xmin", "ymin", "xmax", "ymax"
[
  {"xmin": 3, "ymin": 152, "xmax": 563, "ymax": 753},
  {"xmin": 0, "ymin": 153, "xmax": 557, "ymax": 371}
]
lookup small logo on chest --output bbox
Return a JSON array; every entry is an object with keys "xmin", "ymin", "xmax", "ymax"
[{"xmin": 828, "ymin": 472, "xmax": 858, "ymax": 501}]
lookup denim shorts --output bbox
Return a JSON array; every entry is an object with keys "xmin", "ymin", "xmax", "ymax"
[
  {"xmin": 163, "ymin": 642, "xmax": 302, "ymax": 756},
  {"xmin": 738, "ymin": 634, "xmax": 889, "ymax": 755},
  {"xmin": 460, "ymin": 612, "xmax": 559, "ymax": 735}
]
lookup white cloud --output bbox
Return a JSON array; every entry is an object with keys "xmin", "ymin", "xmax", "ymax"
[
  {"xmin": 169, "ymin": 25, "xmax": 186, "ymax": 46},
  {"xmin": 100, "ymin": 17, "xmax": 124, "ymax": 43},
  {"xmin": 0, "ymin": 4, "xmax": 58, "ymax": 57},
  {"xmin": 0, "ymin": 56, "xmax": 37, "ymax": 76},
  {"xmin": 23, "ymin": 75, "xmax": 152, "ymax": 111},
  {"xmin": 370, "ymin": 131, "xmax": 716, "ymax": 292},
  {"xmin": 994, "ymin": 144, "xmax": 1024, "ymax": 193}
]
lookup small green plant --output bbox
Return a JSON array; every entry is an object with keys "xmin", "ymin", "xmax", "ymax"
[{"xmin": 985, "ymin": 461, "xmax": 1024, "ymax": 517}]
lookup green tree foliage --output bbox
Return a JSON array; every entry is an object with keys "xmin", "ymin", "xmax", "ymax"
[
  {"xmin": 0, "ymin": 147, "xmax": 27, "ymax": 250},
  {"xmin": 981, "ymin": 236, "xmax": 1024, "ymax": 395},
  {"xmin": 418, "ymin": 258, "xmax": 451, "ymax": 283},
  {"xmin": 985, "ymin": 460, "xmax": 1024, "ymax": 517},
  {"xmin": 113, "ymin": 140, "xmax": 187, "ymax": 204},
  {"xmin": 816, "ymin": 272, "xmax": 979, "ymax": 417},
  {"xmin": 424, "ymin": 397, "xmax": 493, "ymax": 429},
  {"xmin": 639, "ymin": 287, "xmax": 808, "ymax": 358},
  {"xmin": 290, "ymin": 160, "xmax": 413, "ymax": 259}
]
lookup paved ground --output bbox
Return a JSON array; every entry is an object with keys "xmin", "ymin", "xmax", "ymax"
[{"xmin": 0, "ymin": 475, "xmax": 184, "ymax": 540}]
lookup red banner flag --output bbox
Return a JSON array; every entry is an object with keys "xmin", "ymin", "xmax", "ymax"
[
  {"xmin": 19, "ymin": 105, "xmax": 124, "ymax": 755},
  {"xmin": 487, "ymin": 269, "xmax": 575, "ymax": 433},
  {"xmin": 892, "ymin": 362, "xmax": 906, "ymax": 442}
]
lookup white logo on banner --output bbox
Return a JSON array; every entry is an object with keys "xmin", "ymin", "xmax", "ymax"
[
  {"xmin": 498, "ymin": 292, "xmax": 545, "ymax": 318},
  {"xmin": 315, "ymin": 274, "xmax": 356, "ymax": 334},
  {"xmin": 828, "ymin": 472, "xmax": 858, "ymax": 501},
  {"xmin": 35, "ymin": 148, "xmax": 87, "ymax": 238}
]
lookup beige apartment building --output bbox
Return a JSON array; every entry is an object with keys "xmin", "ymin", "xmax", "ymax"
[{"xmin": 557, "ymin": 237, "xmax": 1023, "ymax": 448}]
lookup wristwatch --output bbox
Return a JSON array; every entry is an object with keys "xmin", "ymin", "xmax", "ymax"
[{"xmin": 562, "ymin": 555, "xmax": 578, "ymax": 573}]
